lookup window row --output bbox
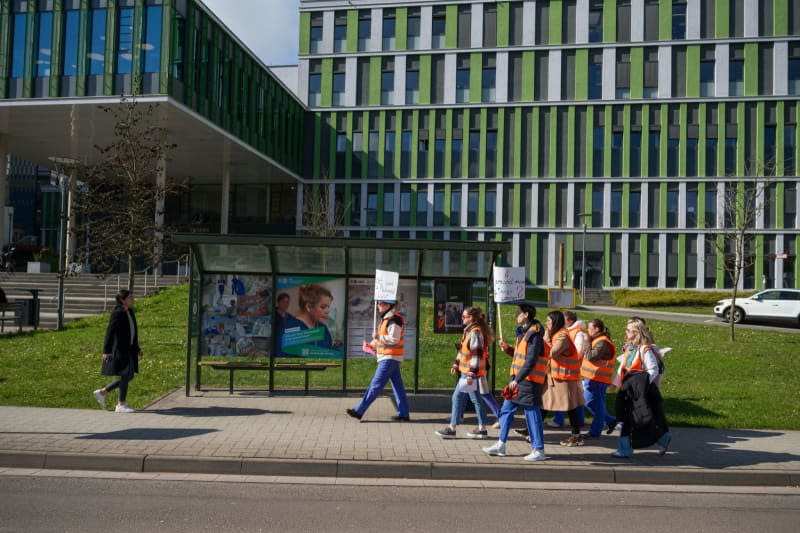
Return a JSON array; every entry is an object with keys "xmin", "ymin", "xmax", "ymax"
[
  {"xmin": 306, "ymin": 41, "xmax": 800, "ymax": 108},
  {"xmin": 305, "ymin": 0, "xmax": 800, "ymax": 55},
  {"xmin": 311, "ymin": 102, "xmax": 800, "ymax": 181},
  {"xmin": 7, "ymin": 0, "xmax": 163, "ymax": 96},
  {"xmin": 317, "ymin": 180, "xmax": 799, "ymax": 233}
]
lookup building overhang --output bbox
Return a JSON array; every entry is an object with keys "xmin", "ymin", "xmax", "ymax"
[{"xmin": 0, "ymin": 95, "xmax": 301, "ymax": 186}]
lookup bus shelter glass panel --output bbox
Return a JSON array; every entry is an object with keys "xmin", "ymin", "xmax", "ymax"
[
  {"xmin": 421, "ymin": 250, "xmax": 492, "ymax": 278},
  {"xmin": 348, "ymin": 248, "xmax": 418, "ymax": 276},
  {"xmin": 274, "ymin": 246, "xmax": 346, "ymax": 274},
  {"xmin": 197, "ymin": 244, "xmax": 272, "ymax": 273}
]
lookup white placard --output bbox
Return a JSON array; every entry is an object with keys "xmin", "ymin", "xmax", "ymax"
[
  {"xmin": 374, "ymin": 269, "xmax": 400, "ymax": 302},
  {"xmin": 493, "ymin": 265, "xmax": 526, "ymax": 303}
]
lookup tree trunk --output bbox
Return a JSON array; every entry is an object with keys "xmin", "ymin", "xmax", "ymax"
[{"xmin": 127, "ymin": 253, "xmax": 135, "ymax": 293}]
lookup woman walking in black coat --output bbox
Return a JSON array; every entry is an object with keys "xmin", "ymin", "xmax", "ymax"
[{"xmin": 93, "ymin": 290, "xmax": 142, "ymax": 413}]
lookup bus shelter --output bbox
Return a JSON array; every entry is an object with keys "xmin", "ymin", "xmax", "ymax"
[{"xmin": 172, "ymin": 233, "xmax": 511, "ymax": 395}]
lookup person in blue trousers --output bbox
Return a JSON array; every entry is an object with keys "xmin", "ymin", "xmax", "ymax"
[
  {"xmin": 482, "ymin": 301, "xmax": 549, "ymax": 462},
  {"xmin": 580, "ymin": 318, "xmax": 617, "ymax": 439},
  {"xmin": 346, "ymin": 300, "xmax": 410, "ymax": 421}
]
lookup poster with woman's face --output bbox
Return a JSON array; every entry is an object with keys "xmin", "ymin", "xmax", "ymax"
[
  {"xmin": 200, "ymin": 275, "xmax": 272, "ymax": 357},
  {"xmin": 275, "ymin": 276, "xmax": 346, "ymax": 359}
]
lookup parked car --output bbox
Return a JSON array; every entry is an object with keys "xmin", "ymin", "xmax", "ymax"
[{"xmin": 714, "ymin": 289, "xmax": 800, "ymax": 327}]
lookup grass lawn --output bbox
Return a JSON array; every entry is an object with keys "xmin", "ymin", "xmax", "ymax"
[{"xmin": 1, "ymin": 283, "xmax": 798, "ymax": 430}]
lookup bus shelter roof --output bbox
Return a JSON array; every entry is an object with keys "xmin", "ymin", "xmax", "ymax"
[{"xmin": 171, "ymin": 233, "xmax": 511, "ymax": 279}]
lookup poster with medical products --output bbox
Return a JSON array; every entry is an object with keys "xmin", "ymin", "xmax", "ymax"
[
  {"xmin": 199, "ymin": 274, "xmax": 272, "ymax": 357},
  {"xmin": 275, "ymin": 275, "xmax": 346, "ymax": 359},
  {"xmin": 347, "ymin": 277, "xmax": 418, "ymax": 360}
]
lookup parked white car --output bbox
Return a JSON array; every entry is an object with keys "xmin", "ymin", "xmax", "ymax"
[{"xmin": 714, "ymin": 289, "xmax": 800, "ymax": 326}]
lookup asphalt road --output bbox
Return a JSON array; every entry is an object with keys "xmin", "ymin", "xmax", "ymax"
[{"xmin": 2, "ymin": 472, "xmax": 799, "ymax": 533}]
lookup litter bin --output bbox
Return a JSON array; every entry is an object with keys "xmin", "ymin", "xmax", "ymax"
[{"xmin": 21, "ymin": 289, "xmax": 40, "ymax": 329}]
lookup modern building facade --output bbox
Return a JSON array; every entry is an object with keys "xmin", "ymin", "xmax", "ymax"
[
  {"xmin": 1, "ymin": 0, "xmax": 799, "ymax": 291},
  {"xmin": 296, "ymin": 0, "xmax": 800, "ymax": 290}
]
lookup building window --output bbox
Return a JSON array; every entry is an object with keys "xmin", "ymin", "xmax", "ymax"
[
  {"xmin": 434, "ymin": 132, "xmax": 446, "ymax": 178},
  {"xmin": 384, "ymin": 186, "xmax": 395, "ymax": 224},
  {"xmin": 433, "ymin": 186, "xmax": 445, "ymax": 225},
  {"xmin": 10, "ymin": 12, "xmax": 28, "ymax": 78},
  {"xmin": 672, "ymin": 1, "xmax": 687, "ymax": 39},
  {"xmin": 332, "ymin": 59, "xmax": 345, "ymax": 106},
  {"xmin": 617, "ymin": 1, "xmax": 631, "ymax": 42},
  {"xmin": 382, "ymin": 9, "xmax": 396, "ymax": 50},
  {"xmin": 667, "ymin": 186, "xmax": 678, "ymax": 227},
  {"xmin": 456, "ymin": 55, "xmax": 470, "ymax": 103},
  {"xmin": 418, "ymin": 136, "xmax": 428, "ymax": 177},
  {"xmin": 356, "ymin": 57, "xmax": 369, "ymax": 106},
  {"xmin": 730, "ymin": 0, "xmax": 744, "ymax": 37},
  {"xmin": 487, "ymin": 129, "xmax": 498, "ymax": 177},
  {"xmin": 588, "ymin": 0, "xmax": 603, "ymax": 43},
  {"xmin": 687, "ymin": 136, "xmax": 698, "ymax": 177},
  {"xmin": 483, "ymin": 4, "xmax": 497, "ymax": 48},
  {"xmin": 759, "ymin": 44, "xmax": 773, "ymax": 95},
  {"xmin": 450, "ymin": 188, "xmax": 461, "ymax": 227},
  {"xmin": 89, "ymin": 8, "xmax": 107, "ymax": 76},
  {"xmin": 482, "ymin": 55, "xmax": 496, "ymax": 102},
  {"xmin": 789, "ymin": 44, "xmax": 800, "ymax": 95},
  {"xmin": 457, "ymin": 4, "xmax": 471, "ymax": 48},
  {"xmin": 705, "ymin": 183, "xmax": 716, "ymax": 227},
  {"xmin": 644, "ymin": 0, "xmax": 659, "ymax": 41},
  {"xmin": 485, "ymin": 185, "xmax": 497, "ymax": 226},
  {"xmin": 467, "ymin": 186, "xmax": 479, "ymax": 226},
  {"xmin": 785, "ymin": 106, "xmax": 797, "ymax": 176},
  {"xmin": 589, "ymin": 51, "xmax": 602, "ymax": 99},
  {"xmin": 334, "ymin": 12, "xmax": 347, "ymax": 52},
  {"xmin": 706, "ymin": 137, "xmax": 718, "ymax": 176},
  {"xmin": 592, "ymin": 126, "xmax": 604, "ymax": 177},
  {"xmin": 700, "ymin": 0, "xmax": 715, "ymax": 38},
  {"xmin": 535, "ymin": 1, "xmax": 549, "ymax": 45},
  {"xmin": 416, "ymin": 186, "xmax": 428, "ymax": 225},
  {"xmin": 406, "ymin": 56, "xmax": 419, "ymax": 104},
  {"xmin": 432, "ymin": 8, "xmax": 446, "ymax": 49},
  {"xmin": 509, "ymin": 1, "xmax": 524, "ymax": 46},
  {"xmin": 452, "ymin": 135, "xmax": 463, "ymax": 178},
  {"xmin": 687, "ymin": 184, "xmax": 698, "ymax": 228},
  {"xmin": 358, "ymin": 11, "xmax": 370, "ymax": 51},
  {"xmin": 400, "ymin": 185, "xmax": 412, "ymax": 226},
  {"xmin": 648, "ymin": 131, "xmax": 660, "ymax": 177},
  {"xmin": 381, "ymin": 57, "xmax": 395, "ymax": 105},
  {"xmin": 310, "ymin": 13, "xmax": 323, "ymax": 53},
  {"xmin": 116, "ymin": 7, "xmax": 134, "ymax": 74},
  {"xmin": 63, "ymin": 10, "xmax": 80, "ymax": 76},
  {"xmin": 616, "ymin": 50, "xmax": 630, "ymax": 98},
  {"xmin": 407, "ymin": 7, "xmax": 420, "ymax": 50},
  {"xmin": 700, "ymin": 47, "xmax": 715, "ymax": 97},
  {"xmin": 729, "ymin": 46, "xmax": 744, "ymax": 97},
  {"xmin": 644, "ymin": 48, "xmax": 658, "ymax": 98},
  {"xmin": 724, "ymin": 137, "xmax": 737, "ymax": 175},
  {"xmin": 335, "ymin": 131, "xmax": 347, "ymax": 178},
  {"xmin": 562, "ymin": 50, "xmax": 576, "ymax": 100},
  {"xmin": 401, "ymin": 128, "xmax": 412, "ymax": 178},
  {"xmin": 611, "ymin": 131, "xmax": 623, "ymax": 176},
  {"xmin": 468, "ymin": 129, "xmax": 480, "ymax": 178},
  {"xmin": 630, "ymin": 130, "xmax": 642, "ymax": 177},
  {"xmin": 629, "ymin": 185, "xmax": 641, "ymax": 227},
  {"xmin": 611, "ymin": 185, "xmax": 622, "ymax": 227},
  {"xmin": 143, "ymin": 5, "xmax": 162, "ymax": 73},
  {"xmin": 535, "ymin": 52, "xmax": 549, "ymax": 100},
  {"xmin": 308, "ymin": 61, "xmax": 322, "ymax": 107},
  {"xmin": 36, "ymin": 9, "xmax": 53, "ymax": 77},
  {"xmin": 672, "ymin": 46, "xmax": 686, "ymax": 97}
]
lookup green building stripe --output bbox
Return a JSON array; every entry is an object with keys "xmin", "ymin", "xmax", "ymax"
[
  {"xmin": 677, "ymin": 233, "xmax": 686, "ymax": 288},
  {"xmin": 369, "ymin": 56, "xmax": 380, "ymax": 105},
  {"xmin": 678, "ymin": 104, "xmax": 687, "ymax": 176},
  {"xmin": 346, "ymin": 10, "xmax": 357, "ymax": 53},
  {"xmin": 603, "ymin": 105, "xmax": 612, "ymax": 177},
  {"xmin": 522, "ymin": 51, "xmax": 535, "ymax": 101},
  {"xmin": 321, "ymin": 58, "xmax": 332, "ymax": 107},
  {"xmin": 566, "ymin": 106, "xmax": 576, "ymax": 177},
  {"xmin": 685, "ymin": 45, "xmax": 700, "ymax": 97},
  {"xmin": 736, "ymin": 102, "xmax": 745, "ymax": 175},
  {"xmin": 629, "ymin": 47, "xmax": 643, "ymax": 99},
  {"xmin": 603, "ymin": 0, "xmax": 615, "ymax": 43},
  {"xmin": 549, "ymin": 106, "xmax": 558, "ymax": 177},
  {"xmin": 659, "ymin": 104, "xmax": 668, "ymax": 177},
  {"xmin": 776, "ymin": 101, "xmax": 785, "ymax": 176},
  {"xmin": 419, "ymin": 54, "xmax": 431, "ymax": 104},
  {"xmin": 575, "ymin": 49, "xmax": 588, "ymax": 100},
  {"xmin": 549, "ymin": 0, "xmax": 562, "ymax": 45},
  {"xmin": 298, "ymin": 11, "xmax": 310, "ymax": 55},
  {"xmin": 496, "ymin": 2, "xmax": 509, "ymax": 47},
  {"xmin": 622, "ymin": 105, "xmax": 631, "ymax": 177},
  {"xmin": 774, "ymin": 0, "xmax": 788, "ymax": 35},
  {"xmin": 621, "ymin": 182, "xmax": 630, "ymax": 228},
  {"xmin": 744, "ymin": 42, "xmax": 758, "ymax": 96},
  {"xmin": 445, "ymin": 5, "xmax": 457, "ymax": 48},
  {"xmin": 396, "ymin": 7, "xmax": 407, "ymax": 50},
  {"xmin": 496, "ymin": 108, "xmax": 505, "ymax": 177},
  {"xmin": 640, "ymin": 236, "xmax": 648, "ymax": 288},
  {"xmin": 715, "ymin": 0, "xmax": 729, "ymax": 39},
  {"xmin": 658, "ymin": 182, "xmax": 667, "ymax": 229},
  {"xmin": 585, "ymin": 106, "xmax": 594, "ymax": 178},
  {"xmin": 512, "ymin": 107, "xmax": 522, "ymax": 177},
  {"xmin": 470, "ymin": 52, "xmax": 481, "ymax": 104},
  {"xmin": 659, "ymin": 0, "xmax": 670, "ymax": 41}
]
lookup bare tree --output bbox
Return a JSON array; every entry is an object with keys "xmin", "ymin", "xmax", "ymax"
[
  {"xmin": 72, "ymin": 93, "xmax": 185, "ymax": 292},
  {"xmin": 707, "ymin": 161, "xmax": 774, "ymax": 341},
  {"xmin": 301, "ymin": 171, "xmax": 346, "ymax": 237}
]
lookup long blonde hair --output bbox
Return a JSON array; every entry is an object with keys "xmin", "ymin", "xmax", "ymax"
[
  {"xmin": 626, "ymin": 318, "xmax": 654, "ymax": 347},
  {"xmin": 462, "ymin": 306, "xmax": 495, "ymax": 345}
]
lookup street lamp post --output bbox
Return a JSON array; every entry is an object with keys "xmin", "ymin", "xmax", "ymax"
[
  {"xmin": 578, "ymin": 212, "xmax": 591, "ymax": 305},
  {"xmin": 48, "ymin": 156, "xmax": 79, "ymax": 331}
]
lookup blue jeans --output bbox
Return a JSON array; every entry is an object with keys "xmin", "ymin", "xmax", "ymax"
[
  {"xmin": 583, "ymin": 379, "xmax": 610, "ymax": 437},
  {"xmin": 354, "ymin": 359, "xmax": 409, "ymax": 417},
  {"xmin": 457, "ymin": 391, "xmax": 500, "ymax": 421},
  {"xmin": 498, "ymin": 399, "xmax": 545, "ymax": 451},
  {"xmin": 450, "ymin": 387, "xmax": 488, "ymax": 427}
]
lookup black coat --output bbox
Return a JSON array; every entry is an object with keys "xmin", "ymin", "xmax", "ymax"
[
  {"xmin": 616, "ymin": 371, "xmax": 668, "ymax": 448},
  {"xmin": 102, "ymin": 305, "xmax": 140, "ymax": 376},
  {"xmin": 510, "ymin": 321, "xmax": 545, "ymax": 408}
]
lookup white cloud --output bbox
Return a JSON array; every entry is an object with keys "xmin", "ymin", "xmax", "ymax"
[{"xmin": 201, "ymin": 0, "xmax": 299, "ymax": 66}]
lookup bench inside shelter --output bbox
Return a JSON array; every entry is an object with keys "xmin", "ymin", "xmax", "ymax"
[{"xmin": 197, "ymin": 359, "xmax": 341, "ymax": 394}]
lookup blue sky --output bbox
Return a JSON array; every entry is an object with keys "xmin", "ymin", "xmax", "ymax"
[{"xmin": 202, "ymin": 0, "xmax": 300, "ymax": 66}]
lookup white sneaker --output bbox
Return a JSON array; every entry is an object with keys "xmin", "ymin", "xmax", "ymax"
[
  {"xmin": 491, "ymin": 421, "xmax": 501, "ymax": 429},
  {"xmin": 92, "ymin": 389, "xmax": 106, "ymax": 408},
  {"xmin": 546, "ymin": 420, "xmax": 564, "ymax": 428},
  {"xmin": 523, "ymin": 449, "xmax": 548, "ymax": 462},
  {"xmin": 115, "ymin": 404, "xmax": 134, "ymax": 413},
  {"xmin": 482, "ymin": 441, "xmax": 507, "ymax": 457}
]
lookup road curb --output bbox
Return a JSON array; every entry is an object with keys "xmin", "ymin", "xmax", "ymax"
[{"xmin": 2, "ymin": 451, "xmax": 798, "ymax": 487}]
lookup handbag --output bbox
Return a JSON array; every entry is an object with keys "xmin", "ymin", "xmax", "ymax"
[{"xmin": 101, "ymin": 355, "xmax": 116, "ymax": 376}]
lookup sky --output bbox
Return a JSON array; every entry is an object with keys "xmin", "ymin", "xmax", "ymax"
[{"xmin": 201, "ymin": 0, "xmax": 300, "ymax": 66}]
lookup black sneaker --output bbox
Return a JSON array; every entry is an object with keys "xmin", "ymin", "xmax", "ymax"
[
  {"xmin": 346, "ymin": 408, "xmax": 362, "ymax": 420},
  {"xmin": 466, "ymin": 428, "xmax": 488, "ymax": 440},
  {"xmin": 513, "ymin": 427, "xmax": 529, "ymax": 436},
  {"xmin": 435, "ymin": 427, "xmax": 456, "ymax": 438},
  {"xmin": 391, "ymin": 415, "xmax": 410, "ymax": 422},
  {"xmin": 605, "ymin": 420, "xmax": 617, "ymax": 435}
]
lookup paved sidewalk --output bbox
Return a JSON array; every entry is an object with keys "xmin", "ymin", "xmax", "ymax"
[{"xmin": 1, "ymin": 389, "xmax": 799, "ymax": 487}]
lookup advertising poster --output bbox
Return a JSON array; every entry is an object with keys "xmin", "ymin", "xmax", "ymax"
[
  {"xmin": 433, "ymin": 280, "xmax": 473, "ymax": 333},
  {"xmin": 348, "ymin": 277, "xmax": 418, "ymax": 360},
  {"xmin": 276, "ymin": 275, "xmax": 346, "ymax": 359},
  {"xmin": 200, "ymin": 274, "xmax": 272, "ymax": 357}
]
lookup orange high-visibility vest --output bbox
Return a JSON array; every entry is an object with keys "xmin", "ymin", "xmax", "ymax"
[
  {"xmin": 376, "ymin": 311, "xmax": 404, "ymax": 358},
  {"xmin": 580, "ymin": 335, "xmax": 617, "ymax": 384},
  {"xmin": 510, "ymin": 324, "xmax": 549, "ymax": 384},
  {"xmin": 548, "ymin": 329, "xmax": 581, "ymax": 381},
  {"xmin": 457, "ymin": 325, "xmax": 487, "ymax": 377}
]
